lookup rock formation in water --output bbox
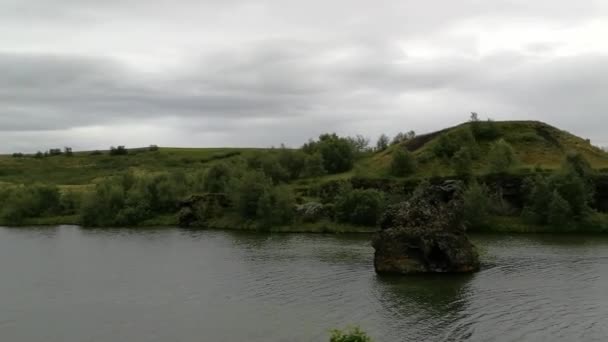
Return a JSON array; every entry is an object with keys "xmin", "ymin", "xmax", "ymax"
[{"xmin": 373, "ymin": 181, "xmax": 480, "ymax": 274}]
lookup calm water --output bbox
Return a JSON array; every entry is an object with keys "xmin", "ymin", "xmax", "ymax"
[{"xmin": 0, "ymin": 226, "xmax": 607, "ymax": 342}]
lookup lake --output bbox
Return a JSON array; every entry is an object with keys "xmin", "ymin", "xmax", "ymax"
[{"xmin": 0, "ymin": 226, "xmax": 607, "ymax": 341}]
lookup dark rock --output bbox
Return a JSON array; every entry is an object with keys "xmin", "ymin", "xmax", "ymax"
[{"xmin": 373, "ymin": 182, "xmax": 480, "ymax": 274}]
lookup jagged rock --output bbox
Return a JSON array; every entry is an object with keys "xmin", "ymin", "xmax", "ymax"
[{"xmin": 373, "ymin": 181, "xmax": 480, "ymax": 274}]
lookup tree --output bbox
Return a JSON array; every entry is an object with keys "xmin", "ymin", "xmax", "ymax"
[
  {"xmin": 563, "ymin": 151, "xmax": 593, "ymax": 178},
  {"xmin": 64, "ymin": 147, "xmax": 73, "ymax": 156},
  {"xmin": 547, "ymin": 190, "xmax": 573, "ymax": 228},
  {"xmin": 347, "ymin": 135, "xmax": 371, "ymax": 155},
  {"xmin": 256, "ymin": 185, "xmax": 296, "ymax": 228},
  {"xmin": 203, "ymin": 163, "xmax": 231, "ymax": 193},
  {"xmin": 314, "ymin": 134, "xmax": 355, "ymax": 174},
  {"xmin": 277, "ymin": 146, "xmax": 307, "ymax": 180},
  {"xmin": 110, "ymin": 146, "xmax": 128, "ymax": 155},
  {"xmin": 487, "ymin": 139, "xmax": 517, "ymax": 173},
  {"xmin": 462, "ymin": 182, "xmax": 491, "ymax": 230},
  {"xmin": 376, "ymin": 134, "xmax": 390, "ymax": 151},
  {"xmin": 303, "ymin": 153, "xmax": 326, "ymax": 178},
  {"xmin": 390, "ymin": 148, "xmax": 416, "ymax": 177},
  {"xmin": 391, "ymin": 131, "xmax": 416, "ymax": 145},
  {"xmin": 233, "ymin": 171, "xmax": 272, "ymax": 219},
  {"xmin": 335, "ymin": 189, "xmax": 385, "ymax": 226}
]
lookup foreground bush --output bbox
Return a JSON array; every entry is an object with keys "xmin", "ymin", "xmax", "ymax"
[
  {"xmin": 335, "ymin": 189, "xmax": 385, "ymax": 226},
  {"xmin": 330, "ymin": 327, "xmax": 373, "ymax": 342}
]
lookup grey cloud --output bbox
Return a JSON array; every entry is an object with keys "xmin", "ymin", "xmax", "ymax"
[{"xmin": 1, "ymin": 0, "xmax": 608, "ymax": 152}]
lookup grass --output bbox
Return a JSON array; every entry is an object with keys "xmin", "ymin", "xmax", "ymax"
[{"xmin": 2, "ymin": 120, "xmax": 607, "ymax": 233}]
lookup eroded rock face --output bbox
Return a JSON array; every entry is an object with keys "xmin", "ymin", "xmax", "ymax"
[{"xmin": 373, "ymin": 181, "xmax": 480, "ymax": 274}]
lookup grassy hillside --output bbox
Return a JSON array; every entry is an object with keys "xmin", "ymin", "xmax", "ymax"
[
  {"xmin": 0, "ymin": 147, "xmax": 261, "ymax": 187},
  {"xmin": 356, "ymin": 120, "xmax": 608, "ymax": 178},
  {"xmin": 1, "ymin": 121, "xmax": 607, "ymax": 189},
  {"xmin": 1, "ymin": 120, "xmax": 607, "ymax": 231}
]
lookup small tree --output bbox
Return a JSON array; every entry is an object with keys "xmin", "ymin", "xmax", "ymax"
[
  {"xmin": 462, "ymin": 182, "xmax": 491, "ymax": 230},
  {"xmin": 64, "ymin": 147, "xmax": 73, "ymax": 156},
  {"xmin": 487, "ymin": 139, "xmax": 517, "ymax": 173},
  {"xmin": 547, "ymin": 190, "xmax": 573, "ymax": 228},
  {"xmin": 390, "ymin": 149, "xmax": 417, "ymax": 177},
  {"xmin": 376, "ymin": 134, "xmax": 390, "ymax": 151},
  {"xmin": 303, "ymin": 153, "xmax": 326, "ymax": 178}
]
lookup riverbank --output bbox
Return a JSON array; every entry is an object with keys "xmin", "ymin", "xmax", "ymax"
[{"xmin": 3, "ymin": 213, "xmax": 608, "ymax": 233}]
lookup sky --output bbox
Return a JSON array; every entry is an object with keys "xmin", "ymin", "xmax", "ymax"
[{"xmin": 1, "ymin": 0, "xmax": 608, "ymax": 153}]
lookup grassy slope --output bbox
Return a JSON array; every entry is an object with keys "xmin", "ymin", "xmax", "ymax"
[
  {"xmin": 354, "ymin": 120, "xmax": 608, "ymax": 179},
  {"xmin": 1, "ymin": 121, "xmax": 607, "ymax": 231}
]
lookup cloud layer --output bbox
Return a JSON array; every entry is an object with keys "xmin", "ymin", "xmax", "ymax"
[{"xmin": 1, "ymin": 0, "xmax": 607, "ymax": 152}]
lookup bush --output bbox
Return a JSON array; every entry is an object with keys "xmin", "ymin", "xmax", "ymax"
[
  {"xmin": 452, "ymin": 147, "xmax": 473, "ymax": 177},
  {"xmin": 109, "ymin": 146, "xmax": 128, "ymax": 155},
  {"xmin": 79, "ymin": 180, "xmax": 126, "ymax": 226},
  {"xmin": 462, "ymin": 182, "xmax": 491, "ymax": 230},
  {"xmin": 487, "ymin": 139, "xmax": 517, "ymax": 173},
  {"xmin": 233, "ymin": 171, "xmax": 273, "ymax": 219},
  {"xmin": 304, "ymin": 133, "xmax": 355, "ymax": 174},
  {"xmin": 0, "ymin": 184, "xmax": 62, "ymax": 224},
  {"xmin": 256, "ymin": 185, "xmax": 296, "ymax": 228},
  {"xmin": 433, "ymin": 127, "xmax": 477, "ymax": 159},
  {"xmin": 376, "ymin": 134, "xmax": 390, "ymax": 151},
  {"xmin": 303, "ymin": 153, "xmax": 326, "ymax": 178},
  {"xmin": 330, "ymin": 327, "xmax": 373, "ymax": 342},
  {"xmin": 390, "ymin": 149, "xmax": 416, "ymax": 177},
  {"xmin": 547, "ymin": 190, "xmax": 573, "ymax": 228},
  {"xmin": 471, "ymin": 119, "xmax": 501, "ymax": 140},
  {"xmin": 203, "ymin": 163, "xmax": 232, "ymax": 193},
  {"xmin": 335, "ymin": 189, "xmax": 385, "ymax": 226}
]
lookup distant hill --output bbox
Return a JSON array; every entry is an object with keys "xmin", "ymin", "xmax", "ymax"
[
  {"xmin": 1, "ymin": 121, "xmax": 607, "ymax": 189},
  {"xmin": 357, "ymin": 120, "xmax": 608, "ymax": 177}
]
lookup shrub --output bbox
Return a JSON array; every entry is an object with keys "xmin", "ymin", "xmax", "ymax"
[
  {"xmin": 304, "ymin": 133, "xmax": 355, "ymax": 174},
  {"xmin": 203, "ymin": 163, "xmax": 232, "ymax": 193},
  {"xmin": 452, "ymin": 147, "xmax": 473, "ymax": 177},
  {"xmin": 471, "ymin": 116, "xmax": 501, "ymax": 140},
  {"xmin": 256, "ymin": 185, "xmax": 296, "ymax": 228},
  {"xmin": 563, "ymin": 151, "xmax": 593, "ymax": 178},
  {"xmin": 335, "ymin": 189, "xmax": 385, "ymax": 226},
  {"xmin": 547, "ymin": 190, "xmax": 573, "ymax": 228},
  {"xmin": 303, "ymin": 153, "xmax": 326, "ymax": 178},
  {"xmin": 0, "ymin": 184, "xmax": 62, "ymax": 224},
  {"xmin": 462, "ymin": 182, "xmax": 491, "ymax": 230},
  {"xmin": 487, "ymin": 139, "xmax": 517, "ymax": 173},
  {"xmin": 277, "ymin": 147, "xmax": 307, "ymax": 179},
  {"xmin": 148, "ymin": 145, "xmax": 159, "ymax": 152},
  {"xmin": 330, "ymin": 327, "xmax": 373, "ymax": 342},
  {"xmin": 233, "ymin": 171, "xmax": 272, "ymax": 219},
  {"xmin": 433, "ymin": 127, "xmax": 478, "ymax": 158},
  {"xmin": 390, "ymin": 149, "xmax": 416, "ymax": 177},
  {"xmin": 109, "ymin": 146, "xmax": 128, "ymax": 155},
  {"xmin": 376, "ymin": 134, "xmax": 390, "ymax": 151}
]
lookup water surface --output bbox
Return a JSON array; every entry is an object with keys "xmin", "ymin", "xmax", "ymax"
[{"xmin": 0, "ymin": 226, "xmax": 606, "ymax": 341}]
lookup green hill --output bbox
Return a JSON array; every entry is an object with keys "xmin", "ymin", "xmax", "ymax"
[
  {"xmin": 1, "ymin": 120, "xmax": 607, "ymax": 232},
  {"xmin": 356, "ymin": 120, "xmax": 608, "ymax": 178},
  {"xmin": 1, "ymin": 121, "xmax": 607, "ymax": 189}
]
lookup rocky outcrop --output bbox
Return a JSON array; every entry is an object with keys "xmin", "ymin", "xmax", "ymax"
[{"xmin": 373, "ymin": 181, "xmax": 480, "ymax": 274}]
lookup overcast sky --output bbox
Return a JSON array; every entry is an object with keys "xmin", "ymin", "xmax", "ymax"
[{"xmin": 1, "ymin": 0, "xmax": 607, "ymax": 152}]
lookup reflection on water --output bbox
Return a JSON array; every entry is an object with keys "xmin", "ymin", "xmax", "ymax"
[{"xmin": 0, "ymin": 226, "xmax": 607, "ymax": 341}]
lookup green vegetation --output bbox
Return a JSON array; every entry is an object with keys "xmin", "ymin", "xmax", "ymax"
[
  {"xmin": 1, "ymin": 119, "xmax": 608, "ymax": 233},
  {"xmin": 330, "ymin": 327, "xmax": 373, "ymax": 342}
]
